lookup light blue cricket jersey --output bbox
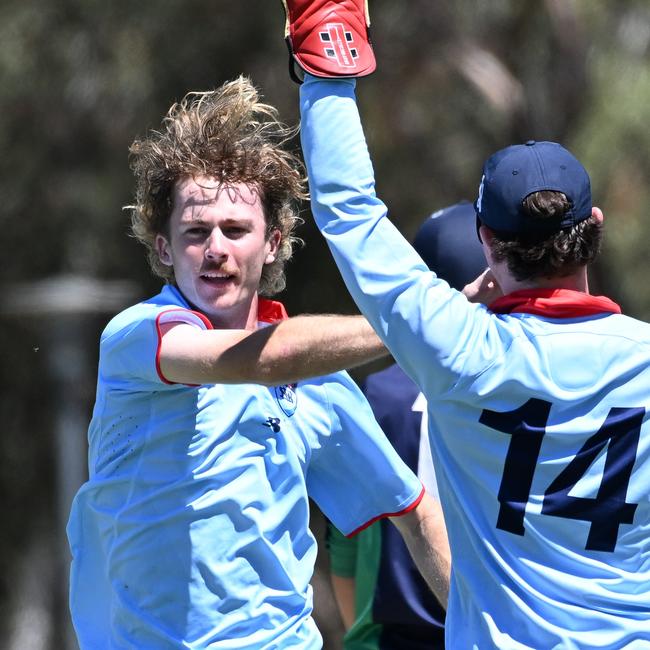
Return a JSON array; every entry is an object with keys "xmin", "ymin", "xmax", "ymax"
[
  {"xmin": 300, "ymin": 76, "xmax": 650, "ymax": 649},
  {"xmin": 66, "ymin": 284, "xmax": 423, "ymax": 649}
]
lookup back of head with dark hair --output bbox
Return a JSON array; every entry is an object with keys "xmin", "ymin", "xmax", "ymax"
[{"xmin": 489, "ymin": 190, "xmax": 602, "ymax": 282}]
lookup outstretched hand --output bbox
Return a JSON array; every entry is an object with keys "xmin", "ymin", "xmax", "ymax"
[{"xmin": 462, "ymin": 268, "xmax": 503, "ymax": 306}]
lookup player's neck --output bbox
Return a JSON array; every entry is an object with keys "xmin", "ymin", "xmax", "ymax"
[
  {"xmin": 208, "ymin": 294, "xmax": 261, "ymax": 331},
  {"xmin": 501, "ymin": 267, "xmax": 590, "ymax": 296}
]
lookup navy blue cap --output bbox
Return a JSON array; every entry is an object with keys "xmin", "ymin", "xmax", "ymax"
[
  {"xmin": 413, "ymin": 201, "xmax": 487, "ymax": 290},
  {"xmin": 474, "ymin": 140, "xmax": 592, "ymax": 233}
]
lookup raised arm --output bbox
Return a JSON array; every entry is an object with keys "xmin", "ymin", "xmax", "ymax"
[{"xmin": 158, "ymin": 313, "xmax": 386, "ymax": 386}]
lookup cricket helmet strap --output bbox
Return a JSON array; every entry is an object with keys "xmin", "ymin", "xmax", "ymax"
[{"xmin": 282, "ymin": 0, "xmax": 376, "ymax": 83}]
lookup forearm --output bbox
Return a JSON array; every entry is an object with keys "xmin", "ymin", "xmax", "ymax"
[
  {"xmin": 330, "ymin": 574, "xmax": 356, "ymax": 630},
  {"xmin": 219, "ymin": 314, "xmax": 387, "ymax": 385},
  {"xmin": 158, "ymin": 314, "xmax": 386, "ymax": 386},
  {"xmin": 406, "ymin": 513, "xmax": 450, "ymax": 609},
  {"xmin": 391, "ymin": 494, "xmax": 450, "ymax": 608}
]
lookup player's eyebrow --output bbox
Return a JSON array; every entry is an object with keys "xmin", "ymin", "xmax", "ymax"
[{"xmin": 178, "ymin": 215, "xmax": 256, "ymax": 228}]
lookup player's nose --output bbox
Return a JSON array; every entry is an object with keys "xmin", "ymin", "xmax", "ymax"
[{"xmin": 204, "ymin": 229, "xmax": 227, "ymax": 260}]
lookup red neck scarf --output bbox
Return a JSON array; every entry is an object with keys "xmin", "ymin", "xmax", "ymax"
[
  {"xmin": 258, "ymin": 298, "xmax": 289, "ymax": 323},
  {"xmin": 489, "ymin": 288, "xmax": 621, "ymax": 318}
]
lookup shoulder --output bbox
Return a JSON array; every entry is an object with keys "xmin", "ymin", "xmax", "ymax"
[
  {"xmin": 102, "ymin": 286, "xmax": 207, "ymax": 344},
  {"xmin": 102, "ymin": 300, "xmax": 158, "ymax": 338},
  {"xmin": 97, "ymin": 286, "xmax": 212, "ymax": 386},
  {"xmin": 609, "ymin": 313, "xmax": 650, "ymax": 339}
]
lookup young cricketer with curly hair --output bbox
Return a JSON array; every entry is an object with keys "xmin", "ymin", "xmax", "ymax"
[
  {"xmin": 66, "ymin": 77, "xmax": 450, "ymax": 649},
  {"xmin": 129, "ymin": 80, "xmax": 303, "ymax": 298}
]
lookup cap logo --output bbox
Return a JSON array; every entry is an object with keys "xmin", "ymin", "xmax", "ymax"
[{"xmin": 476, "ymin": 174, "xmax": 486, "ymax": 213}]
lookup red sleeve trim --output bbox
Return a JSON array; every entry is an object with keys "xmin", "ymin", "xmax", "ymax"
[
  {"xmin": 345, "ymin": 484, "xmax": 426, "ymax": 538},
  {"xmin": 155, "ymin": 309, "xmax": 213, "ymax": 385}
]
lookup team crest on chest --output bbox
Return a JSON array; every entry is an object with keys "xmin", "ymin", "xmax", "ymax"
[{"xmin": 275, "ymin": 383, "xmax": 298, "ymax": 417}]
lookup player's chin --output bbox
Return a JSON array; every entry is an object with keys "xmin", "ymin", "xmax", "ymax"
[
  {"xmin": 212, "ymin": 286, "xmax": 247, "ymax": 310},
  {"xmin": 197, "ymin": 277, "xmax": 238, "ymax": 301}
]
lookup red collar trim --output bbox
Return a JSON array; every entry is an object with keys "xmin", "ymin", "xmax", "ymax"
[
  {"xmin": 258, "ymin": 298, "xmax": 289, "ymax": 323},
  {"xmin": 489, "ymin": 288, "xmax": 621, "ymax": 317}
]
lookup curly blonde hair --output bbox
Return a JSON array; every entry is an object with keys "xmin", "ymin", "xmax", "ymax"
[{"xmin": 128, "ymin": 76, "xmax": 306, "ymax": 295}]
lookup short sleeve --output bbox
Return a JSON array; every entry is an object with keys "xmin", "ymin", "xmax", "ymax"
[
  {"xmin": 307, "ymin": 373, "xmax": 423, "ymax": 537},
  {"xmin": 99, "ymin": 306, "xmax": 211, "ymax": 388}
]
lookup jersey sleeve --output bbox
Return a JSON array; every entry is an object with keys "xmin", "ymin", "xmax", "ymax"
[
  {"xmin": 299, "ymin": 76, "xmax": 508, "ymax": 399},
  {"xmin": 326, "ymin": 521, "xmax": 358, "ymax": 578},
  {"xmin": 307, "ymin": 372, "xmax": 424, "ymax": 537},
  {"xmin": 99, "ymin": 306, "xmax": 211, "ymax": 388}
]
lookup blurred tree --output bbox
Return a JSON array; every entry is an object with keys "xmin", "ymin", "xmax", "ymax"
[{"xmin": 1, "ymin": 1, "xmax": 649, "ymax": 648}]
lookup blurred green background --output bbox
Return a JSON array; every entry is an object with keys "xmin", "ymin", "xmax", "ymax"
[{"xmin": 1, "ymin": 1, "xmax": 650, "ymax": 648}]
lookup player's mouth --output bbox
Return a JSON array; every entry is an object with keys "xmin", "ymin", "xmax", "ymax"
[{"xmin": 199, "ymin": 270, "xmax": 236, "ymax": 287}]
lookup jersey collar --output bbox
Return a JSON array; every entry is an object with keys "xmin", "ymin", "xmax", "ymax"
[
  {"xmin": 258, "ymin": 298, "xmax": 288, "ymax": 323},
  {"xmin": 167, "ymin": 285, "xmax": 288, "ymax": 325},
  {"xmin": 489, "ymin": 288, "xmax": 621, "ymax": 318}
]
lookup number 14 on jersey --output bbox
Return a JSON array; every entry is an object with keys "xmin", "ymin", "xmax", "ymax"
[{"xmin": 480, "ymin": 399, "xmax": 643, "ymax": 553}]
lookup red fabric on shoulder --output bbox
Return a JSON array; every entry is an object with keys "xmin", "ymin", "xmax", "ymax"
[
  {"xmin": 258, "ymin": 298, "xmax": 289, "ymax": 323},
  {"xmin": 489, "ymin": 288, "xmax": 621, "ymax": 318}
]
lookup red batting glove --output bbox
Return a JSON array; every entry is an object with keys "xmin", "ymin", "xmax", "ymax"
[{"xmin": 282, "ymin": 0, "xmax": 376, "ymax": 83}]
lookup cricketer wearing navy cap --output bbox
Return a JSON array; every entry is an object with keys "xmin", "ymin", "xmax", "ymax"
[
  {"xmin": 475, "ymin": 140, "xmax": 592, "ymax": 234},
  {"xmin": 470, "ymin": 139, "xmax": 603, "ymax": 286},
  {"xmin": 295, "ymin": 63, "xmax": 650, "ymax": 649},
  {"xmin": 281, "ymin": 4, "xmax": 650, "ymax": 647}
]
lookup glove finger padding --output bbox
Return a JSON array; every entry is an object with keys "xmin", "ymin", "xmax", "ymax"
[{"xmin": 282, "ymin": 0, "xmax": 375, "ymax": 82}]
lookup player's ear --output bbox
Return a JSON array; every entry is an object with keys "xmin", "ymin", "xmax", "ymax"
[
  {"xmin": 592, "ymin": 206, "xmax": 604, "ymax": 224},
  {"xmin": 478, "ymin": 225, "xmax": 500, "ymax": 271},
  {"xmin": 264, "ymin": 229, "xmax": 281, "ymax": 265},
  {"xmin": 478, "ymin": 224, "xmax": 495, "ymax": 247},
  {"xmin": 155, "ymin": 234, "xmax": 174, "ymax": 267}
]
